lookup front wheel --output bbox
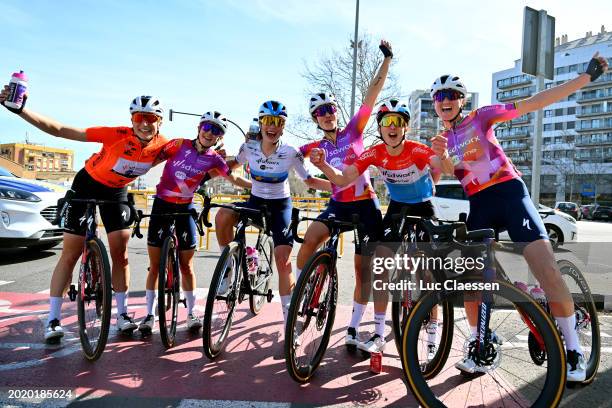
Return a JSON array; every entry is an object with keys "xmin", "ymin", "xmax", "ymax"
[
  {"xmin": 285, "ymin": 251, "xmax": 337, "ymax": 383},
  {"xmin": 249, "ymin": 234, "xmax": 274, "ymax": 315},
  {"xmin": 77, "ymin": 237, "xmax": 112, "ymax": 361},
  {"xmin": 158, "ymin": 236, "xmax": 180, "ymax": 349},
  {"xmin": 202, "ymin": 241, "xmax": 242, "ymax": 360}
]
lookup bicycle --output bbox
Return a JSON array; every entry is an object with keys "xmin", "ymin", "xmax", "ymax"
[
  {"xmin": 200, "ymin": 195, "xmax": 274, "ymax": 360},
  {"xmin": 131, "ymin": 207, "xmax": 205, "ymax": 348},
  {"xmin": 400, "ymin": 218, "xmax": 568, "ymax": 407},
  {"xmin": 284, "ymin": 208, "xmax": 361, "ymax": 383},
  {"xmin": 53, "ymin": 190, "xmax": 138, "ymax": 361}
]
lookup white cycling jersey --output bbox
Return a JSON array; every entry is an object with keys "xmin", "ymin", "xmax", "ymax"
[{"xmin": 236, "ymin": 140, "xmax": 311, "ymax": 199}]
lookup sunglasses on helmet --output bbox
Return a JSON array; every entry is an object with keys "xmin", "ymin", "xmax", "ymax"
[
  {"xmin": 433, "ymin": 89, "xmax": 464, "ymax": 102},
  {"xmin": 260, "ymin": 115, "xmax": 286, "ymax": 127},
  {"xmin": 313, "ymin": 104, "xmax": 337, "ymax": 118},
  {"xmin": 199, "ymin": 122, "xmax": 224, "ymax": 136},
  {"xmin": 380, "ymin": 114, "xmax": 407, "ymax": 128},
  {"xmin": 132, "ymin": 112, "xmax": 161, "ymax": 124}
]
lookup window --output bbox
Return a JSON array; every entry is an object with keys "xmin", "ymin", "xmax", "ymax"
[
  {"xmin": 567, "ymin": 121, "xmax": 575, "ymax": 129},
  {"xmin": 567, "ymin": 107, "xmax": 576, "ymax": 115},
  {"xmin": 555, "ymin": 108, "xmax": 564, "ymax": 116},
  {"xmin": 435, "ymin": 184, "xmax": 467, "ymax": 200},
  {"xmin": 556, "ymin": 66, "xmax": 567, "ymax": 75},
  {"xmin": 544, "ymin": 124, "xmax": 553, "ymax": 131},
  {"xmin": 569, "ymin": 64, "xmax": 578, "ymax": 72},
  {"xmin": 554, "ymin": 137, "xmax": 562, "ymax": 144},
  {"xmin": 545, "ymin": 110, "xmax": 553, "ymax": 117},
  {"xmin": 555, "ymin": 123, "xmax": 564, "ymax": 131},
  {"xmin": 567, "ymin": 93, "xmax": 576, "ymax": 101}
]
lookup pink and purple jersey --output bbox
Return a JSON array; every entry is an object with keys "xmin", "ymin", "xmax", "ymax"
[
  {"xmin": 156, "ymin": 139, "xmax": 230, "ymax": 204},
  {"xmin": 300, "ymin": 104, "xmax": 377, "ymax": 202},
  {"xmin": 445, "ymin": 103, "xmax": 521, "ymax": 197}
]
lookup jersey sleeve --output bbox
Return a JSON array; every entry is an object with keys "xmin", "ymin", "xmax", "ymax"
[
  {"xmin": 477, "ymin": 103, "xmax": 521, "ymax": 128},
  {"xmin": 353, "ymin": 145, "xmax": 378, "ymax": 174},
  {"xmin": 214, "ymin": 155, "xmax": 232, "ymax": 176},
  {"xmin": 291, "ymin": 147, "xmax": 312, "ymax": 180},
  {"xmin": 157, "ymin": 139, "xmax": 183, "ymax": 162},
  {"xmin": 235, "ymin": 142, "xmax": 248, "ymax": 164},
  {"xmin": 85, "ymin": 127, "xmax": 122, "ymax": 143},
  {"xmin": 345, "ymin": 104, "xmax": 373, "ymax": 138},
  {"xmin": 299, "ymin": 140, "xmax": 320, "ymax": 157}
]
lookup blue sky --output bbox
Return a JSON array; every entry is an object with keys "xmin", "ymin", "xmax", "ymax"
[{"xmin": 1, "ymin": 0, "xmax": 610, "ymax": 185}]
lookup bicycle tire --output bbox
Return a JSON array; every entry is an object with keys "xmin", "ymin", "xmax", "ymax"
[
  {"xmin": 250, "ymin": 234, "xmax": 274, "ymax": 315},
  {"xmin": 158, "ymin": 236, "xmax": 180, "ymax": 348},
  {"xmin": 284, "ymin": 250, "xmax": 337, "ymax": 383},
  {"xmin": 77, "ymin": 237, "xmax": 112, "ymax": 361},
  {"xmin": 203, "ymin": 242, "xmax": 242, "ymax": 359},
  {"xmin": 402, "ymin": 279, "xmax": 566, "ymax": 408},
  {"xmin": 558, "ymin": 259, "xmax": 600, "ymax": 384}
]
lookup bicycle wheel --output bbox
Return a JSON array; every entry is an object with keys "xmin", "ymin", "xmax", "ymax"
[
  {"xmin": 558, "ymin": 259, "xmax": 600, "ymax": 384},
  {"xmin": 203, "ymin": 242, "xmax": 242, "ymax": 359},
  {"xmin": 402, "ymin": 279, "xmax": 566, "ymax": 408},
  {"xmin": 158, "ymin": 236, "xmax": 180, "ymax": 348},
  {"xmin": 77, "ymin": 237, "xmax": 112, "ymax": 361},
  {"xmin": 250, "ymin": 234, "xmax": 274, "ymax": 315},
  {"xmin": 285, "ymin": 251, "xmax": 337, "ymax": 383}
]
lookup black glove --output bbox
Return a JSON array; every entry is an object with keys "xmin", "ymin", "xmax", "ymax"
[
  {"xmin": 379, "ymin": 43, "xmax": 393, "ymax": 59},
  {"xmin": 585, "ymin": 57, "xmax": 604, "ymax": 82},
  {"xmin": 3, "ymin": 94, "xmax": 27, "ymax": 114}
]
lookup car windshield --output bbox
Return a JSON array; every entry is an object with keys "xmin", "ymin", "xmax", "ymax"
[{"xmin": 0, "ymin": 166, "xmax": 15, "ymax": 177}]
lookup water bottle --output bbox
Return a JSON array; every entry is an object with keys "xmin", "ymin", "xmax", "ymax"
[
  {"xmin": 530, "ymin": 286, "xmax": 548, "ymax": 309},
  {"xmin": 514, "ymin": 281, "xmax": 529, "ymax": 293},
  {"xmin": 5, "ymin": 70, "xmax": 28, "ymax": 110},
  {"xmin": 247, "ymin": 118, "xmax": 260, "ymax": 140},
  {"xmin": 246, "ymin": 246, "xmax": 259, "ymax": 275}
]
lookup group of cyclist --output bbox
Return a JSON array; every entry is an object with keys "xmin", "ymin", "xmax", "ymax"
[{"xmin": 1, "ymin": 38, "xmax": 608, "ymax": 384}]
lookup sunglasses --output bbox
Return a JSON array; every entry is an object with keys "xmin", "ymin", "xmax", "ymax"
[
  {"xmin": 200, "ymin": 122, "xmax": 224, "ymax": 136},
  {"xmin": 260, "ymin": 115, "xmax": 286, "ymax": 127},
  {"xmin": 380, "ymin": 114, "xmax": 407, "ymax": 128},
  {"xmin": 313, "ymin": 104, "xmax": 337, "ymax": 118},
  {"xmin": 132, "ymin": 112, "xmax": 160, "ymax": 123},
  {"xmin": 433, "ymin": 89, "xmax": 464, "ymax": 102}
]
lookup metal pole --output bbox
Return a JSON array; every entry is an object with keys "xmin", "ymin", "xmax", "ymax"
[
  {"xmin": 530, "ymin": 9, "xmax": 548, "ymax": 206},
  {"xmin": 349, "ymin": 0, "xmax": 360, "ymax": 117}
]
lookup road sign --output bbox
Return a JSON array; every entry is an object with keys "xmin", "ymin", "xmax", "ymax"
[{"xmin": 582, "ymin": 183, "xmax": 595, "ymax": 197}]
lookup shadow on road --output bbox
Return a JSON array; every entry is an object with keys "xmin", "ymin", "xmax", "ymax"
[{"xmin": 0, "ymin": 248, "xmax": 57, "ymax": 265}]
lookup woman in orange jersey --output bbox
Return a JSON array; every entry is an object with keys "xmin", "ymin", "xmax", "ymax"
[{"xmin": 0, "ymin": 88, "xmax": 167, "ymax": 342}]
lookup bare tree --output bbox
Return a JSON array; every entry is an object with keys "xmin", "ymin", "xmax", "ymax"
[{"xmin": 287, "ymin": 33, "xmax": 403, "ymax": 146}]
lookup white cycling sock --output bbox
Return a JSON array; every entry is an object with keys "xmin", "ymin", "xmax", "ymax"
[
  {"xmin": 115, "ymin": 292, "xmax": 128, "ymax": 316},
  {"xmin": 427, "ymin": 320, "xmax": 439, "ymax": 345},
  {"xmin": 556, "ymin": 315, "xmax": 583, "ymax": 354},
  {"xmin": 184, "ymin": 291, "xmax": 196, "ymax": 315},
  {"xmin": 470, "ymin": 325, "xmax": 478, "ymax": 338},
  {"xmin": 219, "ymin": 245, "xmax": 227, "ymax": 253},
  {"xmin": 48, "ymin": 296, "xmax": 63, "ymax": 323},
  {"xmin": 145, "ymin": 289, "xmax": 156, "ymax": 316},
  {"xmin": 374, "ymin": 312, "xmax": 386, "ymax": 337},
  {"xmin": 349, "ymin": 301, "xmax": 367, "ymax": 329},
  {"xmin": 281, "ymin": 294, "xmax": 292, "ymax": 323}
]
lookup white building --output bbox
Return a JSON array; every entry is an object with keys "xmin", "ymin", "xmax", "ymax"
[{"xmin": 491, "ymin": 27, "xmax": 612, "ymax": 205}]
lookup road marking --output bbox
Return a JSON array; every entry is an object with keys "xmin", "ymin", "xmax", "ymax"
[
  {"xmin": 0, "ymin": 343, "xmax": 81, "ymax": 372},
  {"xmin": 0, "ymin": 281, "xmax": 14, "ymax": 286},
  {"xmin": 178, "ymin": 400, "xmax": 290, "ymax": 408}
]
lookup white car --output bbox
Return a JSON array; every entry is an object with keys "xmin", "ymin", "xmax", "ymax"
[
  {"xmin": 0, "ymin": 167, "xmax": 65, "ymax": 250},
  {"xmin": 431, "ymin": 179, "xmax": 577, "ymax": 248}
]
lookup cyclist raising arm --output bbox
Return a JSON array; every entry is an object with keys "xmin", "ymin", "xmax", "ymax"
[
  {"xmin": 139, "ymin": 112, "xmax": 251, "ymax": 334},
  {"xmin": 298, "ymin": 40, "xmax": 392, "ymax": 352},
  {"xmin": 215, "ymin": 101, "xmax": 330, "ymax": 327},
  {"xmin": 429, "ymin": 53, "xmax": 608, "ymax": 382},
  {"xmin": 0, "ymin": 88, "xmax": 169, "ymax": 341}
]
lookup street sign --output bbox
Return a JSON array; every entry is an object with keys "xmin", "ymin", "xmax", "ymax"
[
  {"xmin": 521, "ymin": 7, "xmax": 555, "ymax": 80},
  {"xmin": 582, "ymin": 183, "xmax": 595, "ymax": 197}
]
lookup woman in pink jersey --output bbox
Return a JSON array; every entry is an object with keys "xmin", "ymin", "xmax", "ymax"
[
  {"xmin": 430, "ymin": 53, "xmax": 608, "ymax": 382},
  {"xmin": 138, "ymin": 112, "xmax": 251, "ymax": 334},
  {"xmin": 298, "ymin": 40, "xmax": 393, "ymax": 351}
]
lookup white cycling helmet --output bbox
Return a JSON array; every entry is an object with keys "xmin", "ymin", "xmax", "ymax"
[
  {"xmin": 129, "ymin": 95, "xmax": 164, "ymax": 118},
  {"xmin": 309, "ymin": 92, "xmax": 338, "ymax": 115},
  {"xmin": 376, "ymin": 98, "xmax": 411, "ymax": 124},
  {"xmin": 199, "ymin": 111, "xmax": 228, "ymax": 133},
  {"xmin": 430, "ymin": 75, "xmax": 467, "ymax": 98}
]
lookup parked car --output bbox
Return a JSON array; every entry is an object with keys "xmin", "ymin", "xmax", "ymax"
[
  {"xmin": 591, "ymin": 205, "xmax": 612, "ymax": 221},
  {"xmin": 554, "ymin": 201, "xmax": 579, "ymax": 220},
  {"xmin": 0, "ymin": 166, "xmax": 65, "ymax": 250},
  {"xmin": 580, "ymin": 204, "xmax": 596, "ymax": 220},
  {"xmin": 431, "ymin": 179, "xmax": 577, "ymax": 249}
]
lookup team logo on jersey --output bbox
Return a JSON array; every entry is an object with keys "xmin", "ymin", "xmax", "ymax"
[
  {"xmin": 175, "ymin": 171, "xmax": 187, "ymax": 180},
  {"xmin": 329, "ymin": 157, "xmax": 343, "ymax": 169}
]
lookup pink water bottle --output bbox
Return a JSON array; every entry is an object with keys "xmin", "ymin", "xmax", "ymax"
[
  {"xmin": 246, "ymin": 246, "xmax": 259, "ymax": 275},
  {"xmin": 6, "ymin": 70, "xmax": 28, "ymax": 110},
  {"xmin": 530, "ymin": 287, "xmax": 548, "ymax": 309},
  {"xmin": 514, "ymin": 281, "xmax": 529, "ymax": 293}
]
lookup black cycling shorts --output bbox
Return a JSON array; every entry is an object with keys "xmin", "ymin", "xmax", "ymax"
[{"xmin": 147, "ymin": 197, "xmax": 197, "ymax": 250}]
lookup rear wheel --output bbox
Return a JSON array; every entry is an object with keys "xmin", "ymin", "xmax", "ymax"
[
  {"xmin": 77, "ymin": 237, "xmax": 112, "ymax": 361},
  {"xmin": 203, "ymin": 242, "xmax": 242, "ymax": 359},
  {"xmin": 158, "ymin": 236, "xmax": 180, "ymax": 349}
]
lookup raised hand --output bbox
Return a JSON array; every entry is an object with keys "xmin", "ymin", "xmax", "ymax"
[
  {"xmin": 431, "ymin": 134, "xmax": 449, "ymax": 159},
  {"xmin": 379, "ymin": 40, "xmax": 393, "ymax": 59},
  {"xmin": 309, "ymin": 148, "xmax": 327, "ymax": 167}
]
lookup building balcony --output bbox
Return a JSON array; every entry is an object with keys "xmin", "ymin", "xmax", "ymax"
[
  {"xmin": 496, "ymin": 76, "xmax": 533, "ymax": 90},
  {"xmin": 575, "ymin": 153, "xmax": 612, "ymax": 162},
  {"xmin": 576, "ymin": 124, "xmax": 612, "ymax": 133},
  {"xmin": 577, "ymin": 90, "xmax": 612, "ymax": 103},
  {"xmin": 503, "ymin": 143, "xmax": 528, "ymax": 151},
  {"xmin": 575, "ymin": 135, "xmax": 612, "ymax": 147},
  {"xmin": 498, "ymin": 90, "xmax": 533, "ymax": 102},
  {"xmin": 510, "ymin": 114, "xmax": 532, "ymax": 125},
  {"xmin": 576, "ymin": 108, "xmax": 612, "ymax": 119},
  {"xmin": 582, "ymin": 73, "xmax": 612, "ymax": 89},
  {"xmin": 496, "ymin": 130, "xmax": 531, "ymax": 140}
]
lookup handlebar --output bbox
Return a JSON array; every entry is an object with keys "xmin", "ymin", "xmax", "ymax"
[
  {"xmin": 290, "ymin": 208, "xmax": 361, "ymax": 244},
  {"xmin": 131, "ymin": 208, "xmax": 204, "ymax": 239},
  {"xmin": 53, "ymin": 191, "xmax": 139, "ymax": 227},
  {"xmin": 199, "ymin": 195, "xmax": 271, "ymax": 234}
]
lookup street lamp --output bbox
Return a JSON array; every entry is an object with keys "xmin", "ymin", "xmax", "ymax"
[{"xmin": 349, "ymin": 0, "xmax": 360, "ymax": 117}]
